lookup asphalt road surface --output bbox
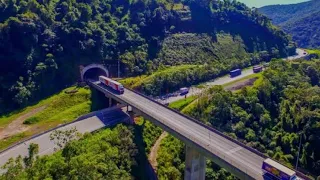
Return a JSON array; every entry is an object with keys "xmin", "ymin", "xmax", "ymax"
[
  {"xmin": 91, "ymin": 81, "xmax": 266, "ymax": 179},
  {"xmin": 91, "ymin": 80, "xmax": 308, "ymax": 179},
  {"xmin": 0, "ymin": 108, "xmax": 129, "ymax": 168},
  {"xmin": 158, "ymin": 48, "xmax": 308, "ymax": 104},
  {"xmin": 285, "ymin": 48, "xmax": 308, "ymax": 61},
  {"xmin": 0, "ymin": 48, "xmax": 307, "ymax": 177},
  {"xmin": 157, "ymin": 68, "xmax": 254, "ymax": 104}
]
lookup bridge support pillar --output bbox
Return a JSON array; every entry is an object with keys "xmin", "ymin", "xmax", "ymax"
[
  {"xmin": 108, "ymin": 97, "xmax": 112, "ymax": 107},
  {"xmin": 184, "ymin": 145, "xmax": 206, "ymax": 180},
  {"xmin": 127, "ymin": 112, "xmax": 135, "ymax": 124}
]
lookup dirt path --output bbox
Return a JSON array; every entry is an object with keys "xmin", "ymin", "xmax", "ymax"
[
  {"xmin": 0, "ymin": 106, "xmax": 46, "ymax": 140},
  {"xmin": 225, "ymin": 78, "xmax": 258, "ymax": 91},
  {"xmin": 148, "ymin": 131, "xmax": 168, "ymax": 172},
  {"xmin": 147, "ymin": 78, "xmax": 259, "ymax": 172}
]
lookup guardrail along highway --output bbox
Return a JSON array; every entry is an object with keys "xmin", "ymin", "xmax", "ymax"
[
  {"xmin": 0, "ymin": 107, "xmax": 129, "ymax": 168},
  {"xmin": 88, "ymin": 80, "xmax": 308, "ymax": 180}
]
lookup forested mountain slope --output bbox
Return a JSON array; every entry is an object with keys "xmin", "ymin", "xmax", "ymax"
[
  {"xmin": 184, "ymin": 60, "xmax": 320, "ymax": 177},
  {"xmin": 0, "ymin": 0, "xmax": 295, "ymax": 114},
  {"xmin": 259, "ymin": 0, "xmax": 320, "ymax": 48}
]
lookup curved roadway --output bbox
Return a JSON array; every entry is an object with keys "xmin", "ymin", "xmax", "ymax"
[
  {"xmin": 0, "ymin": 108, "xmax": 129, "ymax": 168},
  {"xmin": 0, "ymin": 49, "xmax": 308, "ymax": 178},
  {"xmin": 91, "ymin": 81, "xmax": 265, "ymax": 179}
]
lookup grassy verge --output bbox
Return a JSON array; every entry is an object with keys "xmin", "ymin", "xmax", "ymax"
[
  {"xmin": 0, "ymin": 132, "xmax": 31, "ymax": 151},
  {"xmin": 168, "ymin": 96, "xmax": 197, "ymax": 110},
  {"xmin": 222, "ymin": 73, "xmax": 262, "ymax": 88},
  {"xmin": 22, "ymin": 87, "xmax": 91, "ymax": 125},
  {"xmin": 0, "ymin": 86, "xmax": 92, "ymax": 151},
  {"xmin": 0, "ymin": 87, "xmax": 91, "ymax": 127},
  {"xmin": 120, "ymin": 65, "xmax": 199, "ymax": 90},
  {"xmin": 306, "ymin": 49, "xmax": 320, "ymax": 57}
]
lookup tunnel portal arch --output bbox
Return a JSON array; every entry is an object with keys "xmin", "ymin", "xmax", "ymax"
[{"xmin": 80, "ymin": 64, "xmax": 109, "ymax": 81}]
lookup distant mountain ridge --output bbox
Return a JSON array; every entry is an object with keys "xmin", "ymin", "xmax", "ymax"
[{"xmin": 259, "ymin": 0, "xmax": 320, "ymax": 48}]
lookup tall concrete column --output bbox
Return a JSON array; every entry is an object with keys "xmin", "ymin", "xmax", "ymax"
[
  {"xmin": 108, "ymin": 97, "xmax": 112, "ymax": 107},
  {"xmin": 184, "ymin": 145, "xmax": 206, "ymax": 180}
]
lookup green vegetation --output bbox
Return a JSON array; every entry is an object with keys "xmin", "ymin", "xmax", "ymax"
[
  {"xmin": 158, "ymin": 33, "xmax": 250, "ymax": 66},
  {"xmin": 0, "ymin": 87, "xmax": 91, "ymax": 126},
  {"xmin": 259, "ymin": 0, "xmax": 320, "ymax": 48},
  {"xmin": 157, "ymin": 89, "xmax": 235, "ymax": 179},
  {"xmin": 157, "ymin": 135, "xmax": 185, "ymax": 179},
  {"xmin": 184, "ymin": 60, "xmax": 320, "ymax": 176},
  {"xmin": 0, "ymin": 0, "xmax": 295, "ymax": 114},
  {"xmin": 121, "ymin": 64, "xmax": 262, "ymax": 96},
  {"xmin": 0, "ymin": 87, "xmax": 93, "ymax": 151},
  {"xmin": 307, "ymin": 49, "xmax": 320, "ymax": 59},
  {"xmin": 169, "ymin": 96, "xmax": 197, "ymax": 110},
  {"xmin": 23, "ymin": 88, "xmax": 91, "ymax": 125},
  {"xmin": 157, "ymin": 133, "xmax": 236, "ymax": 179},
  {"xmin": 222, "ymin": 73, "xmax": 262, "ymax": 88},
  {"xmin": 136, "ymin": 117, "xmax": 162, "ymax": 154},
  {"xmin": 0, "ymin": 133, "xmax": 30, "ymax": 151},
  {"xmin": 0, "ymin": 125, "xmax": 139, "ymax": 180},
  {"xmin": 156, "ymin": 95, "xmax": 189, "ymax": 179},
  {"xmin": 156, "ymin": 60, "xmax": 320, "ymax": 179}
]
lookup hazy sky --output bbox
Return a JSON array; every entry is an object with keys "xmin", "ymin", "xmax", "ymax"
[{"xmin": 237, "ymin": 0, "xmax": 310, "ymax": 7}]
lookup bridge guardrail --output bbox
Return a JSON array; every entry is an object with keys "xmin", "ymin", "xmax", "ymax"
[
  {"xmin": 124, "ymin": 88, "xmax": 260, "ymax": 179},
  {"xmin": 123, "ymin": 88, "xmax": 312, "ymax": 180},
  {"xmin": 0, "ymin": 107, "xmax": 122, "ymax": 155},
  {"xmin": 125, "ymin": 88, "xmax": 268, "ymax": 156},
  {"xmin": 89, "ymin": 81, "xmax": 312, "ymax": 180}
]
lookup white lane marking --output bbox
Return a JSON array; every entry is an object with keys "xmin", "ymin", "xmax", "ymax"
[
  {"xmin": 226, "ymin": 146, "xmax": 243, "ymax": 155},
  {"xmin": 39, "ymin": 147, "xmax": 53, "ymax": 155}
]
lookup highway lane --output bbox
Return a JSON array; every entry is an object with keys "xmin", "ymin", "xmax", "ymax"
[
  {"xmin": 0, "ymin": 48, "xmax": 308, "ymax": 177},
  {"xmin": 158, "ymin": 48, "xmax": 308, "ymax": 104},
  {"xmin": 285, "ymin": 48, "xmax": 308, "ymax": 60},
  {"xmin": 0, "ymin": 108, "xmax": 129, "ymax": 167},
  {"xmin": 158, "ymin": 68, "xmax": 256, "ymax": 104},
  {"xmin": 91, "ymin": 82, "xmax": 265, "ymax": 179}
]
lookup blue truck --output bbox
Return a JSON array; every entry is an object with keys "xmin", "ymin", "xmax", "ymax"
[{"xmin": 230, "ymin": 69, "xmax": 242, "ymax": 78}]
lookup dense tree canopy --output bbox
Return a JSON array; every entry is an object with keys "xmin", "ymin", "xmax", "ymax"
[
  {"xmin": 0, "ymin": 125, "xmax": 138, "ymax": 180},
  {"xmin": 184, "ymin": 59, "xmax": 320, "ymax": 176},
  {"xmin": 0, "ymin": 0, "xmax": 294, "ymax": 114},
  {"xmin": 259, "ymin": 0, "xmax": 320, "ymax": 48}
]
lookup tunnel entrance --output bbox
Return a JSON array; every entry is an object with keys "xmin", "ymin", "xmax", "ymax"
[
  {"xmin": 83, "ymin": 68, "xmax": 107, "ymax": 81},
  {"xmin": 80, "ymin": 64, "xmax": 109, "ymax": 81}
]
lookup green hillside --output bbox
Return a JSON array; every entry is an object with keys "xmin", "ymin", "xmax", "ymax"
[
  {"xmin": 0, "ymin": 125, "xmax": 140, "ymax": 179},
  {"xmin": 0, "ymin": 0, "xmax": 295, "ymax": 114},
  {"xmin": 183, "ymin": 60, "xmax": 320, "ymax": 177},
  {"xmin": 259, "ymin": 0, "xmax": 320, "ymax": 48}
]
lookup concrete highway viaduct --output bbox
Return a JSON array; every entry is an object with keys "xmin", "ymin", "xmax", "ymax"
[{"xmin": 82, "ymin": 63, "xmax": 309, "ymax": 180}]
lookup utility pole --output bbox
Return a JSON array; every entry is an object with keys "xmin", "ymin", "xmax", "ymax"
[
  {"xmin": 118, "ymin": 60, "xmax": 120, "ymax": 78},
  {"xmin": 296, "ymin": 133, "xmax": 302, "ymax": 170}
]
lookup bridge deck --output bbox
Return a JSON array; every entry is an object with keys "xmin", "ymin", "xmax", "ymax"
[{"xmin": 90, "ymin": 80, "xmax": 268, "ymax": 179}]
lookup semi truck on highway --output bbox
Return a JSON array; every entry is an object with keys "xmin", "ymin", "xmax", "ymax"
[
  {"xmin": 230, "ymin": 69, "xmax": 242, "ymax": 78},
  {"xmin": 262, "ymin": 158, "xmax": 298, "ymax": 180},
  {"xmin": 99, "ymin": 76, "xmax": 124, "ymax": 94}
]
